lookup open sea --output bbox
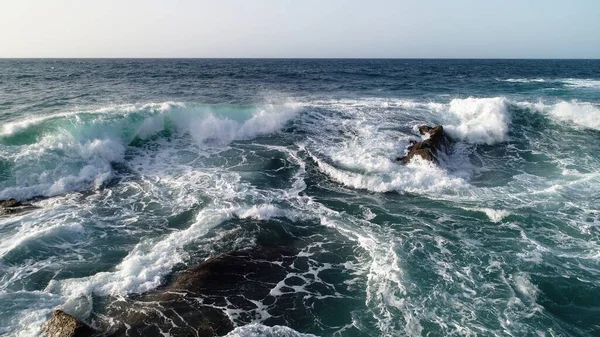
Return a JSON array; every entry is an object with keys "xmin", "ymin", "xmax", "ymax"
[{"xmin": 1, "ymin": 59, "xmax": 599, "ymax": 336}]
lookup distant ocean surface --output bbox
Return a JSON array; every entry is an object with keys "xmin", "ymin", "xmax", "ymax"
[{"xmin": 1, "ymin": 59, "xmax": 600, "ymax": 336}]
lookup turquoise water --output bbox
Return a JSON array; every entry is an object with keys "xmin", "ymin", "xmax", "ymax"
[{"xmin": 0, "ymin": 59, "xmax": 599, "ymax": 336}]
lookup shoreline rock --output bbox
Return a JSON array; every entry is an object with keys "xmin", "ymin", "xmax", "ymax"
[
  {"xmin": 397, "ymin": 125, "xmax": 450, "ymax": 164},
  {"xmin": 42, "ymin": 310, "xmax": 97, "ymax": 337}
]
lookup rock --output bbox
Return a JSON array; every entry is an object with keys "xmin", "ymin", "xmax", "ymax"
[
  {"xmin": 42, "ymin": 310, "xmax": 97, "ymax": 337},
  {"xmin": 397, "ymin": 125, "xmax": 450, "ymax": 164},
  {"xmin": 0, "ymin": 198, "xmax": 35, "ymax": 215},
  {"xmin": 168, "ymin": 246, "xmax": 294, "ymax": 295},
  {"xmin": 0, "ymin": 198, "xmax": 22, "ymax": 208},
  {"xmin": 104, "ymin": 246, "xmax": 297, "ymax": 337}
]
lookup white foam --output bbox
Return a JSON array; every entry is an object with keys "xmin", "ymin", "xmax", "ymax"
[
  {"xmin": 45, "ymin": 206, "xmax": 234, "ymax": 299},
  {"xmin": 0, "ymin": 136, "xmax": 125, "ymax": 200},
  {"xmin": 2, "ymin": 292, "xmax": 62, "ymax": 337},
  {"xmin": 0, "ymin": 102, "xmax": 302, "ymax": 200},
  {"xmin": 44, "ymin": 202, "xmax": 300, "ymax": 304},
  {"xmin": 316, "ymin": 207, "xmax": 413, "ymax": 335},
  {"xmin": 0, "ymin": 102, "xmax": 181, "ymax": 138},
  {"xmin": 501, "ymin": 78, "xmax": 600, "ymax": 89},
  {"xmin": 0, "ymin": 219, "xmax": 84, "ymax": 259},
  {"xmin": 503, "ymin": 78, "xmax": 546, "ymax": 83},
  {"xmin": 561, "ymin": 78, "xmax": 600, "ymax": 89},
  {"xmin": 512, "ymin": 273, "xmax": 539, "ymax": 300},
  {"xmin": 225, "ymin": 323, "xmax": 317, "ymax": 337},
  {"xmin": 236, "ymin": 204, "xmax": 302, "ymax": 221},
  {"xmin": 172, "ymin": 104, "xmax": 300, "ymax": 144},
  {"xmin": 549, "ymin": 101, "xmax": 600, "ymax": 130},
  {"xmin": 311, "ymin": 152, "xmax": 467, "ymax": 194},
  {"xmin": 1, "ymin": 116, "xmax": 47, "ymax": 137},
  {"xmin": 465, "ymin": 208, "xmax": 510, "ymax": 223},
  {"xmin": 444, "ymin": 97, "xmax": 511, "ymax": 144}
]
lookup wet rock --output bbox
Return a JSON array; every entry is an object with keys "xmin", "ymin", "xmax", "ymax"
[
  {"xmin": 104, "ymin": 246, "xmax": 297, "ymax": 337},
  {"xmin": 397, "ymin": 125, "xmax": 450, "ymax": 164},
  {"xmin": 0, "ymin": 198, "xmax": 22, "ymax": 208},
  {"xmin": 0, "ymin": 198, "xmax": 36, "ymax": 215},
  {"xmin": 42, "ymin": 310, "xmax": 97, "ymax": 337},
  {"xmin": 169, "ymin": 246, "xmax": 295, "ymax": 295}
]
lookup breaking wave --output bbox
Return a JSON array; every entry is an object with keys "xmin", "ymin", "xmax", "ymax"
[
  {"xmin": 0, "ymin": 102, "xmax": 301, "ymax": 200},
  {"xmin": 444, "ymin": 97, "xmax": 511, "ymax": 145},
  {"xmin": 548, "ymin": 101, "xmax": 600, "ymax": 130}
]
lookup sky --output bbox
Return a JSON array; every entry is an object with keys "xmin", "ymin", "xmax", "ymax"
[{"xmin": 1, "ymin": 0, "xmax": 599, "ymax": 58}]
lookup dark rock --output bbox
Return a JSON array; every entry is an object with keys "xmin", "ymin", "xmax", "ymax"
[
  {"xmin": 168, "ymin": 246, "xmax": 295, "ymax": 295},
  {"xmin": 104, "ymin": 246, "xmax": 297, "ymax": 337},
  {"xmin": 397, "ymin": 125, "xmax": 450, "ymax": 164},
  {"xmin": 42, "ymin": 310, "xmax": 97, "ymax": 337},
  {"xmin": 0, "ymin": 198, "xmax": 22, "ymax": 208},
  {"xmin": 0, "ymin": 198, "xmax": 36, "ymax": 215}
]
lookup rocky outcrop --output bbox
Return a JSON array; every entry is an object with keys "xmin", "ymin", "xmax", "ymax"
[
  {"xmin": 0, "ymin": 198, "xmax": 36, "ymax": 215},
  {"xmin": 168, "ymin": 246, "xmax": 295, "ymax": 295},
  {"xmin": 397, "ymin": 125, "xmax": 450, "ymax": 164},
  {"xmin": 42, "ymin": 310, "xmax": 97, "ymax": 337},
  {"xmin": 104, "ymin": 245, "xmax": 297, "ymax": 337}
]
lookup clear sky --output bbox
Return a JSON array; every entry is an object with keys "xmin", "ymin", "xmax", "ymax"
[{"xmin": 1, "ymin": 0, "xmax": 598, "ymax": 58}]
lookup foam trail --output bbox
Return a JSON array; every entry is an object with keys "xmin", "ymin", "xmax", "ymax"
[
  {"xmin": 45, "ymin": 206, "xmax": 234, "ymax": 299},
  {"xmin": 502, "ymin": 78, "xmax": 546, "ymax": 83},
  {"xmin": 44, "ymin": 203, "xmax": 298, "ymax": 308},
  {"xmin": 560, "ymin": 79, "xmax": 600, "ymax": 89},
  {"xmin": 310, "ymin": 152, "xmax": 467, "ymax": 194},
  {"xmin": 225, "ymin": 323, "xmax": 318, "ymax": 337},
  {"xmin": 444, "ymin": 97, "xmax": 511, "ymax": 144}
]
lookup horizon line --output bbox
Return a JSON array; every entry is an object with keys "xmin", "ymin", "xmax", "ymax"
[{"xmin": 1, "ymin": 57, "xmax": 600, "ymax": 61}]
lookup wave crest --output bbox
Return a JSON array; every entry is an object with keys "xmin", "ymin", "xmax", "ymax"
[
  {"xmin": 444, "ymin": 97, "xmax": 511, "ymax": 145},
  {"xmin": 549, "ymin": 101, "xmax": 600, "ymax": 130},
  {"xmin": 0, "ymin": 102, "xmax": 301, "ymax": 200}
]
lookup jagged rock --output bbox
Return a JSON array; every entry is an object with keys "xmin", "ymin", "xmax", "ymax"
[
  {"xmin": 42, "ymin": 310, "xmax": 97, "ymax": 337},
  {"xmin": 398, "ymin": 125, "xmax": 450, "ymax": 164}
]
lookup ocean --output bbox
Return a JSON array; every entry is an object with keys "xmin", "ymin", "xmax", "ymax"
[{"xmin": 0, "ymin": 59, "xmax": 599, "ymax": 336}]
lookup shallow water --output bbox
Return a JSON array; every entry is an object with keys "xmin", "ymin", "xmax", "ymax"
[{"xmin": 0, "ymin": 59, "xmax": 599, "ymax": 336}]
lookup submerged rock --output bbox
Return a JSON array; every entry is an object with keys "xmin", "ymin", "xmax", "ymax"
[
  {"xmin": 397, "ymin": 125, "xmax": 450, "ymax": 164},
  {"xmin": 42, "ymin": 310, "xmax": 97, "ymax": 337}
]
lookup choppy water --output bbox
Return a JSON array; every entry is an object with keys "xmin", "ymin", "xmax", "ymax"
[{"xmin": 1, "ymin": 59, "xmax": 599, "ymax": 336}]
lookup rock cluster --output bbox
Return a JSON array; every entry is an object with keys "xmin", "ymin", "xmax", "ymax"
[{"xmin": 397, "ymin": 125, "xmax": 450, "ymax": 164}]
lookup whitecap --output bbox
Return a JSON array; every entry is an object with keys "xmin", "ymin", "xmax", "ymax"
[
  {"xmin": 444, "ymin": 97, "xmax": 511, "ymax": 144},
  {"xmin": 549, "ymin": 101, "xmax": 600, "ymax": 130}
]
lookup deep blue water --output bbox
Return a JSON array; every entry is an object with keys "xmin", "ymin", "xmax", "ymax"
[{"xmin": 1, "ymin": 59, "xmax": 600, "ymax": 336}]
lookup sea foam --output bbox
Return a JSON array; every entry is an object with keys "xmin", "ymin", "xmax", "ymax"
[
  {"xmin": 549, "ymin": 101, "xmax": 600, "ymax": 130},
  {"xmin": 0, "ymin": 102, "xmax": 301, "ymax": 200},
  {"xmin": 225, "ymin": 323, "xmax": 317, "ymax": 337},
  {"xmin": 444, "ymin": 97, "xmax": 511, "ymax": 144}
]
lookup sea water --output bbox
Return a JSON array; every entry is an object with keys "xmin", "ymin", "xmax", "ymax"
[{"xmin": 0, "ymin": 59, "xmax": 599, "ymax": 336}]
